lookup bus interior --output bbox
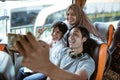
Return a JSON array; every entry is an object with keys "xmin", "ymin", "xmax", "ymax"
[{"xmin": 0, "ymin": 0, "xmax": 120, "ymax": 80}]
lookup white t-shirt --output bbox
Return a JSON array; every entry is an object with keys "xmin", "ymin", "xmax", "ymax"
[
  {"xmin": 58, "ymin": 48, "xmax": 95, "ymax": 80},
  {"xmin": 24, "ymin": 38, "xmax": 66, "ymax": 72},
  {"xmin": 49, "ymin": 38, "xmax": 67, "ymax": 65}
]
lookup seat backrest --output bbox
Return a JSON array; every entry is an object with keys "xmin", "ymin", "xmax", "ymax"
[
  {"xmin": 109, "ymin": 21, "xmax": 120, "ymax": 53},
  {"xmin": 109, "ymin": 21, "xmax": 120, "ymax": 74},
  {"xmin": 0, "ymin": 44, "xmax": 9, "ymax": 53},
  {"xmin": 94, "ymin": 22, "xmax": 114, "ymax": 47},
  {"xmin": 85, "ymin": 37, "xmax": 108, "ymax": 80},
  {"xmin": 0, "ymin": 44, "xmax": 6, "ymax": 51},
  {"xmin": 0, "ymin": 51, "xmax": 15, "ymax": 80}
]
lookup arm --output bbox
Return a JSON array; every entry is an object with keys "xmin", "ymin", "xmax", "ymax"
[
  {"xmin": 16, "ymin": 32, "xmax": 88, "ymax": 80},
  {"xmin": 45, "ymin": 64, "xmax": 88, "ymax": 80},
  {"xmin": 36, "ymin": 28, "xmax": 44, "ymax": 40},
  {"xmin": 36, "ymin": 26, "xmax": 48, "ymax": 40}
]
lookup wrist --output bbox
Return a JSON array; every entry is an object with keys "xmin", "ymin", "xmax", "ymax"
[{"xmin": 40, "ymin": 62, "xmax": 55, "ymax": 76}]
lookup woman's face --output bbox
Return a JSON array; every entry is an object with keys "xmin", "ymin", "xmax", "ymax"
[
  {"xmin": 51, "ymin": 27, "xmax": 63, "ymax": 42},
  {"xmin": 68, "ymin": 28, "xmax": 85, "ymax": 49},
  {"xmin": 66, "ymin": 9, "xmax": 77, "ymax": 26}
]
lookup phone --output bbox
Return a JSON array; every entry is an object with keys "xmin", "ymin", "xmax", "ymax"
[{"xmin": 7, "ymin": 33, "xmax": 19, "ymax": 51}]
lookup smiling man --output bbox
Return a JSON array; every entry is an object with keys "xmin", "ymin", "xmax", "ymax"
[{"xmin": 16, "ymin": 25, "xmax": 95, "ymax": 80}]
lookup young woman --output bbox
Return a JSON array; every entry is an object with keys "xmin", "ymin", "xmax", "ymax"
[
  {"xmin": 66, "ymin": 4, "xmax": 99, "ymax": 37},
  {"xmin": 17, "ymin": 21, "xmax": 68, "ymax": 80}
]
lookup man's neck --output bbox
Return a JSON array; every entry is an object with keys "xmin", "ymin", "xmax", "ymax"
[{"xmin": 71, "ymin": 47, "xmax": 83, "ymax": 54}]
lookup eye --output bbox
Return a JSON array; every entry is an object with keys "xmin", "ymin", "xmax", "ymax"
[
  {"xmin": 58, "ymin": 31, "xmax": 62, "ymax": 34},
  {"xmin": 71, "ymin": 13, "xmax": 75, "ymax": 16},
  {"xmin": 73, "ymin": 32, "xmax": 78, "ymax": 36},
  {"xmin": 67, "ymin": 13, "xmax": 69, "ymax": 16}
]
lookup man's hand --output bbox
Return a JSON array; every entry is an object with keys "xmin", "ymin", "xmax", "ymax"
[{"xmin": 16, "ymin": 32, "xmax": 51, "ymax": 73}]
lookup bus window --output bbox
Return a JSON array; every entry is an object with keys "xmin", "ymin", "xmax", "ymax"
[
  {"xmin": 45, "ymin": 9, "xmax": 66, "ymax": 24},
  {"xmin": 1, "ymin": 1, "xmax": 54, "ymax": 35},
  {"xmin": 84, "ymin": 0, "xmax": 120, "ymax": 28},
  {"xmin": 33, "ymin": 4, "xmax": 70, "ymax": 41},
  {"xmin": 1, "ymin": 0, "xmax": 72, "ymax": 42},
  {"xmin": 11, "ymin": 11, "xmax": 38, "ymax": 27},
  {"xmin": 9, "ymin": 5, "xmax": 52, "ymax": 34},
  {"xmin": 0, "ymin": 3, "xmax": 8, "ymax": 41},
  {"xmin": 40, "ymin": 9, "xmax": 67, "ymax": 41}
]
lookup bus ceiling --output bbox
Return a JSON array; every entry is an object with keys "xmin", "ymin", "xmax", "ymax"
[
  {"xmin": 73, "ymin": 0, "xmax": 86, "ymax": 9},
  {"xmin": 1, "ymin": 0, "xmax": 87, "ymax": 9}
]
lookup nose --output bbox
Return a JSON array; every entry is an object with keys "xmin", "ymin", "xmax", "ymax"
[
  {"xmin": 67, "ymin": 15, "xmax": 71, "ymax": 20},
  {"xmin": 52, "ymin": 32, "xmax": 56, "ymax": 36},
  {"xmin": 69, "ymin": 35, "xmax": 74, "ymax": 41}
]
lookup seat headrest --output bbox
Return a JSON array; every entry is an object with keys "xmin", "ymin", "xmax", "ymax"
[
  {"xmin": 94, "ymin": 22, "xmax": 114, "ymax": 46},
  {"xmin": 115, "ymin": 21, "xmax": 120, "ymax": 42},
  {"xmin": 84, "ymin": 37, "xmax": 103, "ymax": 58},
  {"xmin": 117, "ymin": 20, "xmax": 120, "ymax": 27},
  {"xmin": 84, "ymin": 37, "xmax": 105, "ymax": 80},
  {"xmin": 109, "ymin": 20, "xmax": 120, "ymax": 52}
]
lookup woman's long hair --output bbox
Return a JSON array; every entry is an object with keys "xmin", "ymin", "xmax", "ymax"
[{"xmin": 67, "ymin": 4, "xmax": 99, "ymax": 37}]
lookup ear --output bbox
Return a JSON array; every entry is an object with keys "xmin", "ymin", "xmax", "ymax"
[{"xmin": 82, "ymin": 37, "xmax": 87, "ymax": 42}]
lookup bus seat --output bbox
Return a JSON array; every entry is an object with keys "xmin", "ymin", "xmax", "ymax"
[
  {"xmin": 0, "ymin": 39, "xmax": 9, "ymax": 53},
  {"xmin": 0, "ymin": 44, "xmax": 9, "ymax": 54},
  {"xmin": 109, "ymin": 20, "xmax": 120, "ymax": 54},
  {"xmin": 94, "ymin": 22, "xmax": 114, "ymax": 47},
  {"xmin": 109, "ymin": 20, "xmax": 120, "ymax": 74},
  {"xmin": 0, "ymin": 51, "xmax": 15, "ymax": 80},
  {"xmin": 0, "ymin": 44, "xmax": 6, "ymax": 51},
  {"xmin": 85, "ymin": 38, "xmax": 108, "ymax": 80}
]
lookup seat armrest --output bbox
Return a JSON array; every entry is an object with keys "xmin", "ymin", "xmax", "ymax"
[{"xmin": 96, "ymin": 44, "xmax": 108, "ymax": 80}]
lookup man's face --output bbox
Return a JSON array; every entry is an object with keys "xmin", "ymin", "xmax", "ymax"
[
  {"xmin": 51, "ymin": 27, "xmax": 63, "ymax": 42},
  {"xmin": 68, "ymin": 27, "xmax": 85, "ymax": 49}
]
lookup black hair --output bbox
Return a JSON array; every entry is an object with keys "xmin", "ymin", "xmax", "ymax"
[
  {"xmin": 52, "ymin": 21, "xmax": 68, "ymax": 35},
  {"xmin": 69, "ymin": 25, "xmax": 90, "ymax": 39},
  {"xmin": 67, "ymin": 25, "xmax": 90, "ymax": 52}
]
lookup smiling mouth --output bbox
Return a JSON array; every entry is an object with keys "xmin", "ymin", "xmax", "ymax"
[
  {"xmin": 69, "ymin": 20, "xmax": 73, "ymax": 23},
  {"xmin": 69, "ymin": 41, "xmax": 75, "ymax": 45}
]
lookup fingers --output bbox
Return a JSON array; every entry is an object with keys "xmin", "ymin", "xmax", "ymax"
[
  {"xmin": 38, "ymin": 27, "xmax": 48, "ymax": 34},
  {"xmin": 38, "ymin": 29, "xmax": 43, "ymax": 33},
  {"xmin": 16, "ymin": 32, "xmax": 38, "ymax": 57},
  {"xmin": 26, "ymin": 32, "xmax": 38, "ymax": 49},
  {"xmin": 38, "ymin": 28, "xmax": 44, "ymax": 34},
  {"xmin": 16, "ymin": 40, "xmax": 27, "ymax": 57},
  {"xmin": 42, "ymin": 25, "xmax": 45, "ymax": 30},
  {"xmin": 16, "ymin": 32, "xmax": 50, "ymax": 71},
  {"xmin": 18, "ymin": 34, "xmax": 32, "ymax": 53},
  {"xmin": 15, "ymin": 32, "xmax": 50, "ymax": 72},
  {"xmin": 37, "ymin": 27, "xmax": 47, "ymax": 40}
]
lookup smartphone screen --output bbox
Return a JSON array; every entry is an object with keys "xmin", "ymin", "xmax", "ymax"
[{"xmin": 7, "ymin": 33, "xmax": 18, "ymax": 51}]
